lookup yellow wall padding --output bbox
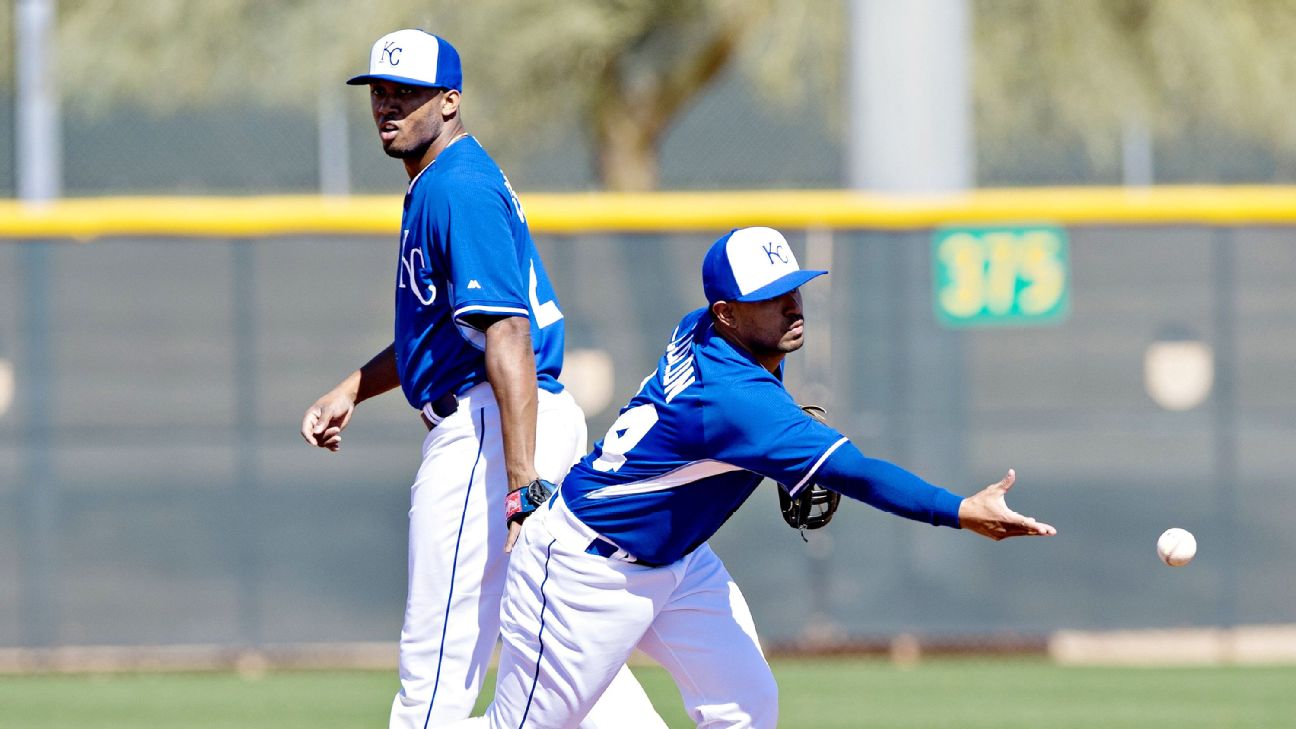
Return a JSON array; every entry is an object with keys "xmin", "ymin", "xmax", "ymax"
[{"xmin": 1, "ymin": 187, "xmax": 1294, "ymax": 240}]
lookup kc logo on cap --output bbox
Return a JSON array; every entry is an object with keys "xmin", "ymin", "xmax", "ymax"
[
  {"xmin": 702, "ymin": 227, "xmax": 828, "ymax": 304},
  {"xmin": 347, "ymin": 29, "xmax": 463, "ymax": 92},
  {"xmin": 381, "ymin": 41, "xmax": 401, "ymax": 66}
]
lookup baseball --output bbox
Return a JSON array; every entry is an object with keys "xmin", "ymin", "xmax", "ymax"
[{"xmin": 1156, "ymin": 528, "xmax": 1197, "ymax": 567}]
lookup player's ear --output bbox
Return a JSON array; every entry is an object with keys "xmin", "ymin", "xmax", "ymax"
[
  {"xmin": 441, "ymin": 89, "xmax": 461, "ymax": 117},
  {"xmin": 711, "ymin": 300, "xmax": 736, "ymax": 329}
]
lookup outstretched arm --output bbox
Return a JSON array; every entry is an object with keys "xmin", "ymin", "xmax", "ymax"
[
  {"xmin": 300, "ymin": 343, "xmax": 401, "ymax": 452},
  {"xmin": 812, "ymin": 444, "xmax": 1055, "ymax": 539}
]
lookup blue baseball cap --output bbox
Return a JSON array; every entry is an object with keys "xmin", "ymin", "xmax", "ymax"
[
  {"xmin": 702, "ymin": 227, "xmax": 827, "ymax": 304},
  {"xmin": 347, "ymin": 29, "xmax": 463, "ymax": 91}
]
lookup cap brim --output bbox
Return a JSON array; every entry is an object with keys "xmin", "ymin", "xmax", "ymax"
[
  {"xmin": 346, "ymin": 73, "xmax": 450, "ymax": 89},
  {"xmin": 734, "ymin": 269, "xmax": 828, "ymax": 302}
]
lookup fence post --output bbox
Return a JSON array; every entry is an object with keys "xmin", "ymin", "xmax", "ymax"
[
  {"xmin": 17, "ymin": 241, "xmax": 56, "ymax": 648},
  {"xmin": 1211, "ymin": 228, "xmax": 1238, "ymax": 644},
  {"xmin": 803, "ymin": 227, "xmax": 837, "ymax": 635},
  {"xmin": 232, "ymin": 240, "xmax": 262, "ymax": 648},
  {"xmin": 15, "ymin": 0, "xmax": 62, "ymax": 650}
]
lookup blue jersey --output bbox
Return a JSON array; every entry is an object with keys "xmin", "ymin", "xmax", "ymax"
[
  {"xmin": 393, "ymin": 136, "xmax": 565, "ymax": 410},
  {"xmin": 560, "ymin": 307, "xmax": 849, "ymax": 565}
]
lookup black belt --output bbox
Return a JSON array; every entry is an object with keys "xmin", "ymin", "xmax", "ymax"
[{"xmin": 420, "ymin": 392, "xmax": 460, "ymax": 430}]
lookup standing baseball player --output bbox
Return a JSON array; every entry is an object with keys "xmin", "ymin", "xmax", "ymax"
[
  {"xmin": 300, "ymin": 29, "xmax": 665, "ymax": 729},
  {"xmin": 448, "ymin": 226, "xmax": 1057, "ymax": 729}
]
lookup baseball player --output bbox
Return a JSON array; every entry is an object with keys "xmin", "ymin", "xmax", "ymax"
[
  {"xmin": 299, "ymin": 29, "xmax": 665, "ymax": 729},
  {"xmin": 448, "ymin": 226, "xmax": 1057, "ymax": 729}
]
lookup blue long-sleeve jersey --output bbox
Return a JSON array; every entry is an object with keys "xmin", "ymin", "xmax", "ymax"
[{"xmin": 559, "ymin": 306, "xmax": 962, "ymax": 566}]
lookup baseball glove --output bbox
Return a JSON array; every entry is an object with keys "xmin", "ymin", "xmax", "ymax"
[{"xmin": 779, "ymin": 405, "xmax": 841, "ymax": 538}]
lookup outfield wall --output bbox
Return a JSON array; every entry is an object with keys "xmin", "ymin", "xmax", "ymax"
[
  {"xmin": 3, "ymin": 187, "xmax": 1296, "ymax": 238},
  {"xmin": 2, "ymin": 188, "xmax": 1295, "ymax": 651}
]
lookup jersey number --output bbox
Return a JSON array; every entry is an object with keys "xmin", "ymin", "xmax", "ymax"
[
  {"xmin": 529, "ymin": 261, "xmax": 564, "ymax": 329},
  {"xmin": 592, "ymin": 403, "xmax": 659, "ymax": 473}
]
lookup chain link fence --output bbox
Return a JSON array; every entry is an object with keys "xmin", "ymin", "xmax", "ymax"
[{"xmin": 2, "ymin": 225, "xmax": 1294, "ymax": 653}]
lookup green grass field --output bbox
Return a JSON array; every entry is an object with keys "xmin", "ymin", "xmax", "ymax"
[{"xmin": 1, "ymin": 659, "xmax": 1293, "ymax": 728}]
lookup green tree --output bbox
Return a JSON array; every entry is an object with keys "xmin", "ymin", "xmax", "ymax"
[
  {"xmin": 9, "ymin": 0, "xmax": 1296, "ymax": 188},
  {"xmin": 45, "ymin": 0, "xmax": 798, "ymax": 191},
  {"xmin": 975, "ymin": 0, "xmax": 1296, "ymax": 172},
  {"xmin": 0, "ymin": 2, "xmax": 10, "ymax": 82}
]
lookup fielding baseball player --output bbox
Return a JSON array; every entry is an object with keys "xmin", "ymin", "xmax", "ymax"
[
  {"xmin": 448, "ymin": 226, "xmax": 1057, "ymax": 729},
  {"xmin": 300, "ymin": 29, "xmax": 665, "ymax": 729}
]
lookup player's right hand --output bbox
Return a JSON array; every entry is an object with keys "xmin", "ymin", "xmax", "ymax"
[
  {"xmin": 301, "ymin": 392, "xmax": 356, "ymax": 452},
  {"xmin": 957, "ymin": 469, "xmax": 1057, "ymax": 541}
]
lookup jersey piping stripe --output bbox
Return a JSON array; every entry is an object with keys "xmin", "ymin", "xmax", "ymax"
[
  {"xmin": 788, "ymin": 436, "xmax": 848, "ymax": 498},
  {"xmin": 453, "ymin": 304, "xmax": 530, "ymax": 321},
  {"xmin": 585, "ymin": 459, "xmax": 745, "ymax": 499},
  {"xmin": 404, "ymin": 136, "xmax": 474, "ymax": 196},
  {"xmin": 422, "ymin": 407, "xmax": 488, "ymax": 729},
  {"xmin": 518, "ymin": 537, "xmax": 558, "ymax": 728},
  {"xmin": 452, "ymin": 306, "xmax": 531, "ymax": 351}
]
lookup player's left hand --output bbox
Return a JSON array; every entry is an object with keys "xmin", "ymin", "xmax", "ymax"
[
  {"xmin": 503, "ymin": 478, "xmax": 554, "ymax": 552},
  {"xmin": 957, "ymin": 469, "xmax": 1057, "ymax": 541}
]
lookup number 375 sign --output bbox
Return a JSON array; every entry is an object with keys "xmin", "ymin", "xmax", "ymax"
[{"xmin": 932, "ymin": 225, "xmax": 1069, "ymax": 327}]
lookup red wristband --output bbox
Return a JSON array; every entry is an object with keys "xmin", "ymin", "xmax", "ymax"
[
  {"xmin": 505, "ymin": 489, "xmax": 523, "ymax": 522},
  {"xmin": 505, "ymin": 479, "xmax": 555, "ymax": 526}
]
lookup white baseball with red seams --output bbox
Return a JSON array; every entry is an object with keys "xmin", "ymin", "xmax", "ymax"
[{"xmin": 1157, "ymin": 528, "xmax": 1197, "ymax": 567}]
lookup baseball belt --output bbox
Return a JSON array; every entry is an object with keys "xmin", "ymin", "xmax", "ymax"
[
  {"xmin": 420, "ymin": 392, "xmax": 460, "ymax": 431},
  {"xmin": 544, "ymin": 489, "xmax": 663, "ymax": 567}
]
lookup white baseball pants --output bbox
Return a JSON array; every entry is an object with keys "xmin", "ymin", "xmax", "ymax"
[
  {"xmin": 390, "ymin": 383, "xmax": 666, "ymax": 729},
  {"xmin": 448, "ymin": 492, "xmax": 777, "ymax": 729}
]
